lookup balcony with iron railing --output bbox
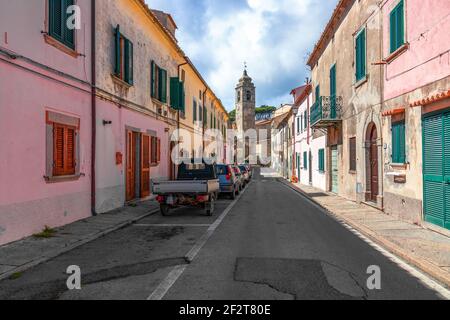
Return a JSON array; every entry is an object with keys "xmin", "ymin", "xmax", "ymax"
[{"xmin": 310, "ymin": 96, "xmax": 343, "ymax": 128}]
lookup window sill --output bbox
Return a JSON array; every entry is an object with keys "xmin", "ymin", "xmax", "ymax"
[
  {"xmin": 44, "ymin": 174, "xmax": 84, "ymax": 184},
  {"xmin": 111, "ymin": 74, "xmax": 133, "ymax": 88},
  {"xmin": 44, "ymin": 34, "xmax": 79, "ymax": 58},
  {"xmin": 390, "ymin": 163, "xmax": 408, "ymax": 170},
  {"xmin": 385, "ymin": 43, "xmax": 409, "ymax": 64},
  {"xmin": 354, "ymin": 75, "xmax": 368, "ymax": 89},
  {"xmin": 349, "ymin": 170, "xmax": 357, "ymax": 174}
]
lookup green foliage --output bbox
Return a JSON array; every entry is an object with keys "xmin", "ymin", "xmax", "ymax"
[
  {"xmin": 256, "ymin": 106, "xmax": 276, "ymax": 114},
  {"xmin": 33, "ymin": 226, "xmax": 57, "ymax": 239}
]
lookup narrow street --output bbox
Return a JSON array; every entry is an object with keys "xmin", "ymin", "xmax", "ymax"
[{"xmin": 0, "ymin": 169, "xmax": 444, "ymax": 300}]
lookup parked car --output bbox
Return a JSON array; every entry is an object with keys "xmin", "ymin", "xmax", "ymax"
[
  {"xmin": 215, "ymin": 164, "xmax": 239, "ymax": 199},
  {"xmin": 239, "ymin": 165, "xmax": 251, "ymax": 185},
  {"xmin": 153, "ymin": 161, "xmax": 219, "ymax": 216},
  {"xmin": 232, "ymin": 165, "xmax": 245, "ymax": 191}
]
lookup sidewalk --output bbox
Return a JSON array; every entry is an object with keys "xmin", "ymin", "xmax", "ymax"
[
  {"xmin": 286, "ymin": 181, "xmax": 450, "ymax": 288},
  {"xmin": 0, "ymin": 200, "xmax": 160, "ymax": 281}
]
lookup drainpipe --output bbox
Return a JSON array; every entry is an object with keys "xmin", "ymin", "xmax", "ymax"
[
  {"xmin": 91, "ymin": 0, "xmax": 97, "ymax": 216},
  {"xmin": 379, "ymin": 3, "xmax": 385, "ymax": 209},
  {"xmin": 177, "ymin": 61, "xmax": 188, "ymax": 133}
]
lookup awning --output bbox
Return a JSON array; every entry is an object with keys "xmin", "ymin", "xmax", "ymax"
[
  {"xmin": 381, "ymin": 107, "xmax": 405, "ymax": 117},
  {"xmin": 409, "ymin": 90, "xmax": 450, "ymax": 107}
]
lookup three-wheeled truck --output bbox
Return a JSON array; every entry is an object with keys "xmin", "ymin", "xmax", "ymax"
[{"xmin": 152, "ymin": 162, "xmax": 220, "ymax": 216}]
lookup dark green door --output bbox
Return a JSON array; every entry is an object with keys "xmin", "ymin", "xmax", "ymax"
[
  {"xmin": 330, "ymin": 64, "xmax": 336, "ymax": 119},
  {"xmin": 423, "ymin": 110, "xmax": 450, "ymax": 230}
]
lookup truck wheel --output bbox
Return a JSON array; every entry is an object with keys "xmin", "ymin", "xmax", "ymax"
[
  {"xmin": 160, "ymin": 204, "xmax": 170, "ymax": 216},
  {"xmin": 206, "ymin": 198, "xmax": 215, "ymax": 216}
]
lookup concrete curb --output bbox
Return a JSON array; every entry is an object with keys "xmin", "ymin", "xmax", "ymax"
[
  {"xmin": 282, "ymin": 180, "xmax": 450, "ymax": 289},
  {"xmin": 0, "ymin": 208, "xmax": 160, "ymax": 282}
]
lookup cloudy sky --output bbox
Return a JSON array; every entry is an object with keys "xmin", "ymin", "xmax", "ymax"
[{"xmin": 146, "ymin": 0, "xmax": 338, "ymax": 111}]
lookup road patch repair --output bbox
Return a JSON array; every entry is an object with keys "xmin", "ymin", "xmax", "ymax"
[{"xmin": 234, "ymin": 257, "xmax": 367, "ymax": 300}]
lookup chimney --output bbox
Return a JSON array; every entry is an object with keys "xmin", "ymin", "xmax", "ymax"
[{"xmin": 151, "ymin": 10, "xmax": 178, "ymax": 39}]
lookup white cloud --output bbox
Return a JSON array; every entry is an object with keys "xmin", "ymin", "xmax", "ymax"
[{"xmin": 147, "ymin": 0, "xmax": 338, "ymax": 110}]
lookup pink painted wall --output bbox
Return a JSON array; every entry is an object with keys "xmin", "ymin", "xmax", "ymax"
[
  {"xmin": 0, "ymin": 0, "xmax": 92, "ymax": 245},
  {"xmin": 383, "ymin": 0, "xmax": 450, "ymax": 100},
  {"xmin": 95, "ymin": 99, "xmax": 170, "ymax": 213}
]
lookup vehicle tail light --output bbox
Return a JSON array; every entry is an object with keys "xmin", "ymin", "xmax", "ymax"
[
  {"xmin": 226, "ymin": 166, "xmax": 232, "ymax": 181},
  {"xmin": 156, "ymin": 195, "xmax": 165, "ymax": 203},
  {"xmin": 196, "ymin": 195, "xmax": 209, "ymax": 202}
]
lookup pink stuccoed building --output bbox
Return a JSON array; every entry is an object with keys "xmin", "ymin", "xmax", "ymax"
[
  {"xmin": 381, "ymin": 0, "xmax": 450, "ymax": 231},
  {"xmin": 0, "ymin": 0, "xmax": 94, "ymax": 245}
]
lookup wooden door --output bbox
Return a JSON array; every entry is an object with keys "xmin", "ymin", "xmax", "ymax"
[
  {"xmin": 126, "ymin": 131, "xmax": 136, "ymax": 201},
  {"xmin": 141, "ymin": 134, "xmax": 151, "ymax": 198},
  {"xmin": 369, "ymin": 126, "xmax": 379, "ymax": 202},
  {"xmin": 423, "ymin": 110, "xmax": 450, "ymax": 230}
]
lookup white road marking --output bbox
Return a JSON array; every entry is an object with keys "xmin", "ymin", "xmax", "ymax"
[
  {"xmin": 134, "ymin": 224, "xmax": 211, "ymax": 227},
  {"xmin": 147, "ymin": 183, "xmax": 251, "ymax": 300},
  {"xmin": 281, "ymin": 182, "xmax": 450, "ymax": 300}
]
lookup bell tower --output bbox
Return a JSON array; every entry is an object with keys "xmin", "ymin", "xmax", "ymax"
[
  {"xmin": 235, "ymin": 66, "xmax": 256, "ymax": 162},
  {"xmin": 235, "ymin": 68, "xmax": 256, "ymax": 135}
]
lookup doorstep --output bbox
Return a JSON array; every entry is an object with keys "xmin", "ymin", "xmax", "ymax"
[
  {"xmin": 287, "ymin": 181, "xmax": 450, "ymax": 288},
  {"xmin": 0, "ymin": 200, "xmax": 160, "ymax": 281}
]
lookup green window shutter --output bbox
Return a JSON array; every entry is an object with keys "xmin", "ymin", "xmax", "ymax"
[
  {"xmin": 180, "ymin": 82, "xmax": 185, "ymax": 113},
  {"xmin": 396, "ymin": 1, "xmax": 404, "ymax": 50},
  {"xmin": 315, "ymin": 85, "xmax": 320, "ymax": 102},
  {"xmin": 318, "ymin": 149, "xmax": 325, "ymax": 172},
  {"xmin": 63, "ymin": 0, "xmax": 75, "ymax": 48},
  {"xmin": 170, "ymin": 77, "xmax": 180, "ymax": 110},
  {"xmin": 390, "ymin": 9, "xmax": 396, "ymax": 53},
  {"xmin": 193, "ymin": 100, "xmax": 197, "ymax": 122},
  {"xmin": 392, "ymin": 121, "xmax": 406, "ymax": 163},
  {"xmin": 304, "ymin": 152, "xmax": 308, "ymax": 170},
  {"xmin": 114, "ymin": 26, "xmax": 121, "ymax": 76},
  {"xmin": 356, "ymin": 29, "xmax": 366, "ymax": 81},
  {"xmin": 49, "ymin": 0, "xmax": 64, "ymax": 41},
  {"xmin": 151, "ymin": 61, "xmax": 156, "ymax": 98},
  {"xmin": 158, "ymin": 69, "xmax": 167, "ymax": 103},
  {"xmin": 390, "ymin": 0, "xmax": 404, "ymax": 53},
  {"xmin": 124, "ymin": 39, "xmax": 133, "ymax": 85}
]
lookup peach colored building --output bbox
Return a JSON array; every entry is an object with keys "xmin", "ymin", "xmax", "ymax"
[{"xmin": 0, "ymin": 0, "xmax": 94, "ymax": 245}]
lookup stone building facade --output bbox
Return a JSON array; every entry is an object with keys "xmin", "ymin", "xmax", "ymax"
[{"xmin": 307, "ymin": 0, "xmax": 384, "ymax": 208}]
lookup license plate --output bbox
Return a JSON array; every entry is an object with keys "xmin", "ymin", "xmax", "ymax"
[{"xmin": 167, "ymin": 196, "xmax": 175, "ymax": 205}]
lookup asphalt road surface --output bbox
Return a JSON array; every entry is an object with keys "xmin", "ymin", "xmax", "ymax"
[{"xmin": 0, "ymin": 168, "xmax": 446, "ymax": 300}]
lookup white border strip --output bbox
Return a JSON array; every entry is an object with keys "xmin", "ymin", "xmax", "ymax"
[{"xmin": 147, "ymin": 183, "xmax": 251, "ymax": 300}]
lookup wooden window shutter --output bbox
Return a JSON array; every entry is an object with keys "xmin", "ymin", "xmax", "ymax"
[
  {"xmin": 350, "ymin": 137, "xmax": 356, "ymax": 171},
  {"xmin": 124, "ymin": 39, "xmax": 133, "ymax": 85},
  {"xmin": 170, "ymin": 77, "xmax": 180, "ymax": 109},
  {"xmin": 63, "ymin": 0, "xmax": 75, "ymax": 48},
  {"xmin": 114, "ymin": 25, "xmax": 121, "ymax": 76},
  {"xmin": 141, "ymin": 134, "xmax": 151, "ymax": 198},
  {"xmin": 49, "ymin": 0, "xmax": 64, "ymax": 41},
  {"xmin": 157, "ymin": 138, "xmax": 161, "ymax": 164},
  {"xmin": 151, "ymin": 61, "xmax": 156, "ymax": 98},
  {"xmin": 396, "ymin": 1, "xmax": 404, "ymax": 50},
  {"xmin": 392, "ymin": 121, "xmax": 406, "ymax": 163},
  {"xmin": 53, "ymin": 123, "xmax": 76, "ymax": 176},
  {"xmin": 193, "ymin": 100, "xmax": 197, "ymax": 122},
  {"xmin": 161, "ymin": 69, "xmax": 167, "ymax": 103},
  {"xmin": 180, "ymin": 81, "xmax": 185, "ymax": 113}
]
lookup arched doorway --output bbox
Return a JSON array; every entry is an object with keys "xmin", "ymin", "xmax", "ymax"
[{"xmin": 366, "ymin": 123, "xmax": 379, "ymax": 202}]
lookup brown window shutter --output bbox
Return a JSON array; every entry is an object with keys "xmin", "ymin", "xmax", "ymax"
[
  {"xmin": 157, "ymin": 138, "xmax": 161, "ymax": 164},
  {"xmin": 53, "ymin": 123, "xmax": 76, "ymax": 176},
  {"xmin": 53, "ymin": 125, "xmax": 65, "ymax": 176},
  {"xmin": 150, "ymin": 136, "xmax": 157, "ymax": 166},
  {"xmin": 349, "ymin": 137, "xmax": 356, "ymax": 172},
  {"xmin": 141, "ymin": 134, "xmax": 151, "ymax": 198}
]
